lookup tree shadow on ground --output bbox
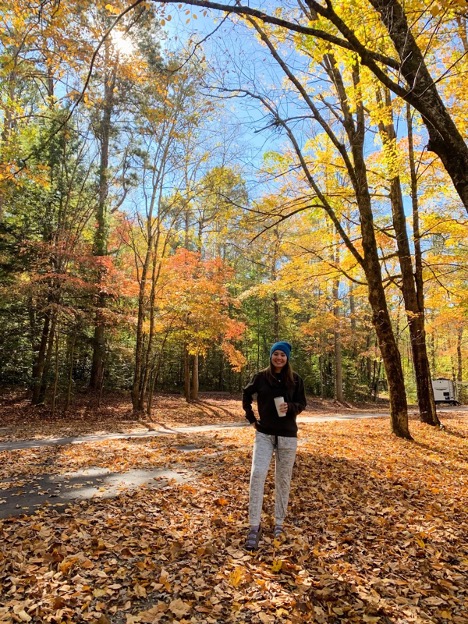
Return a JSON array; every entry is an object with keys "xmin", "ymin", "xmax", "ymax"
[{"xmin": 182, "ymin": 398, "xmax": 241, "ymax": 420}]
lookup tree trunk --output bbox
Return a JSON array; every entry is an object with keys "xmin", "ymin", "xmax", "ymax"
[
  {"xmin": 365, "ymin": 269, "xmax": 411, "ymax": 437},
  {"xmin": 318, "ymin": 355, "xmax": 324, "ymax": 397},
  {"xmin": 334, "ymin": 327, "xmax": 344, "ymax": 402},
  {"xmin": 184, "ymin": 347, "xmax": 191, "ymax": 402},
  {"xmin": 349, "ymin": 282, "xmax": 356, "ymax": 333},
  {"xmin": 37, "ymin": 312, "xmax": 57, "ymax": 404},
  {"xmin": 141, "ymin": 241, "xmax": 164, "ymax": 412},
  {"xmin": 333, "ymin": 277, "xmax": 344, "ymax": 403},
  {"xmin": 51, "ymin": 329, "xmax": 59, "ymax": 417},
  {"xmin": 341, "ymin": 62, "xmax": 411, "ymax": 438},
  {"xmin": 408, "ymin": 104, "xmax": 440, "ymax": 425},
  {"xmin": 146, "ymin": 333, "xmax": 169, "ymax": 415},
  {"xmin": 131, "ymin": 170, "xmax": 161, "ymax": 413},
  {"xmin": 31, "ymin": 312, "xmax": 51, "ymax": 405},
  {"xmin": 90, "ymin": 299, "xmax": 106, "ymax": 391},
  {"xmin": 272, "ymin": 293, "xmax": 280, "ymax": 342},
  {"xmin": 457, "ymin": 328, "xmax": 463, "ymax": 384},
  {"xmin": 90, "ymin": 46, "xmax": 117, "ymax": 389},
  {"xmin": 364, "ymin": 330, "xmax": 373, "ymax": 392},
  {"xmin": 191, "ymin": 353, "xmax": 199, "ymax": 400},
  {"xmin": 64, "ymin": 334, "xmax": 76, "ymax": 413},
  {"xmin": 372, "ymin": 360, "xmax": 382, "ymax": 401},
  {"xmin": 146, "ymin": 365, "xmax": 157, "ymax": 416},
  {"xmin": 271, "ymin": 247, "xmax": 280, "ymax": 341},
  {"xmin": 218, "ymin": 351, "xmax": 224, "ymax": 391},
  {"xmin": 31, "ymin": 73, "xmax": 59, "ymax": 405},
  {"xmin": 407, "ymin": 104, "xmax": 425, "ymax": 315},
  {"xmin": 131, "ymin": 297, "xmax": 147, "ymax": 412},
  {"xmin": 31, "ymin": 299, "xmax": 58, "ymax": 405},
  {"xmin": 377, "ymin": 91, "xmax": 439, "ymax": 426}
]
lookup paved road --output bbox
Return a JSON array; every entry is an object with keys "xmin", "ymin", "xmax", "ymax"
[
  {"xmin": 0, "ymin": 406, "xmax": 465, "ymax": 519},
  {"xmin": 0, "ymin": 412, "xmax": 392, "ymax": 452},
  {"xmin": 0, "ymin": 467, "xmax": 193, "ymax": 519},
  {"xmin": 2, "ymin": 406, "xmax": 466, "ymax": 451}
]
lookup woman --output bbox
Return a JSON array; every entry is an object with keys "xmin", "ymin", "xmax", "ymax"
[{"xmin": 242, "ymin": 341, "xmax": 307, "ymax": 550}]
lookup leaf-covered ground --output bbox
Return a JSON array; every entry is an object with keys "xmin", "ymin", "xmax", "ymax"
[
  {"xmin": 0, "ymin": 391, "xmax": 247, "ymax": 442},
  {"xmin": 0, "ymin": 395, "xmax": 467, "ymax": 623},
  {"xmin": 0, "ymin": 390, "xmax": 389, "ymax": 442}
]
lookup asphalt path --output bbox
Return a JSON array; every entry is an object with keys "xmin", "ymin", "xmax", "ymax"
[
  {"xmin": 0, "ymin": 411, "xmax": 393, "ymax": 452},
  {"xmin": 0, "ymin": 406, "xmax": 465, "ymax": 519},
  {"xmin": 2, "ymin": 406, "xmax": 466, "ymax": 452}
]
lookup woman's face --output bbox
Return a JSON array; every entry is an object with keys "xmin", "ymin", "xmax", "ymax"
[{"xmin": 271, "ymin": 350, "xmax": 288, "ymax": 371}]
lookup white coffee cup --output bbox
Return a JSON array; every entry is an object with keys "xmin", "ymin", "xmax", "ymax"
[{"xmin": 274, "ymin": 396, "xmax": 286, "ymax": 417}]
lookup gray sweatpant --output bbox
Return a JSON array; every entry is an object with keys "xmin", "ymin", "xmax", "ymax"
[{"xmin": 249, "ymin": 431, "xmax": 298, "ymax": 527}]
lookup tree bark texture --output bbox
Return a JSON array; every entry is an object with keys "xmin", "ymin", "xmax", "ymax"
[
  {"xmin": 378, "ymin": 93, "xmax": 439, "ymax": 426},
  {"xmin": 329, "ymin": 58, "xmax": 412, "ymax": 438},
  {"xmin": 333, "ymin": 277, "xmax": 344, "ymax": 403},
  {"xmin": 457, "ymin": 328, "xmax": 463, "ymax": 384},
  {"xmin": 31, "ymin": 312, "xmax": 51, "ymax": 405},
  {"xmin": 131, "ymin": 239, "xmax": 154, "ymax": 412},
  {"xmin": 90, "ymin": 49, "xmax": 116, "ymax": 389},
  {"xmin": 388, "ymin": 176, "xmax": 439, "ymax": 426},
  {"xmin": 184, "ymin": 347, "xmax": 191, "ymax": 402},
  {"xmin": 37, "ymin": 313, "xmax": 57, "ymax": 404},
  {"xmin": 191, "ymin": 354, "xmax": 199, "ymax": 400}
]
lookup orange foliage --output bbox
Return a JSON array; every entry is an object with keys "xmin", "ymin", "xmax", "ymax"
[{"xmin": 158, "ymin": 249, "xmax": 246, "ymax": 368}]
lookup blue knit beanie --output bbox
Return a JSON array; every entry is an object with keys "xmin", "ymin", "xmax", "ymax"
[{"xmin": 270, "ymin": 341, "xmax": 292, "ymax": 360}]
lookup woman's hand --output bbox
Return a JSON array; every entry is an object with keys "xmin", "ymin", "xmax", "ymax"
[{"xmin": 279, "ymin": 402, "xmax": 288, "ymax": 415}]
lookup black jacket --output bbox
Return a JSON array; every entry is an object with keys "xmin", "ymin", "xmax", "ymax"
[{"xmin": 242, "ymin": 369, "xmax": 307, "ymax": 437}]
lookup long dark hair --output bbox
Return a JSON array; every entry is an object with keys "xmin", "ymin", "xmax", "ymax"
[{"xmin": 262, "ymin": 360, "xmax": 296, "ymax": 392}]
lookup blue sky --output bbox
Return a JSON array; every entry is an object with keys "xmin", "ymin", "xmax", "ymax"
[{"xmin": 159, "ymin": 4, "xmax": 294, "ymax": 198}]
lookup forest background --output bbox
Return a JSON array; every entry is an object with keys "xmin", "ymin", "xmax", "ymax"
[{"xmin": 0, "ymin": 0, "xmax": 467, "ymax": 439}]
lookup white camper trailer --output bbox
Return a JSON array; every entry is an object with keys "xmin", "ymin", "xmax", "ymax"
[{"xmin": 432, "ymin": 378, "xmax": 458, "ymax": 405}]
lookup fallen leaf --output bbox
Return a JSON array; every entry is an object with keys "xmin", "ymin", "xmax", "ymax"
[
  {"xmin": 169, "ymin": 598, "xmax": 191, "ymax": 618},
  {"xmin": 229, "ymin": 567, "xmax": 244, "ymax": 587}
]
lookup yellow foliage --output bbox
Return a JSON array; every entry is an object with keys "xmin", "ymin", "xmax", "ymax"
[
  {"xmin": 105, "ymin": 4, "xmax": 121, "ymax": 14},
  {"xmin": 229, "ymin": 566, "xmax": 244, "ymax": 587}
]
